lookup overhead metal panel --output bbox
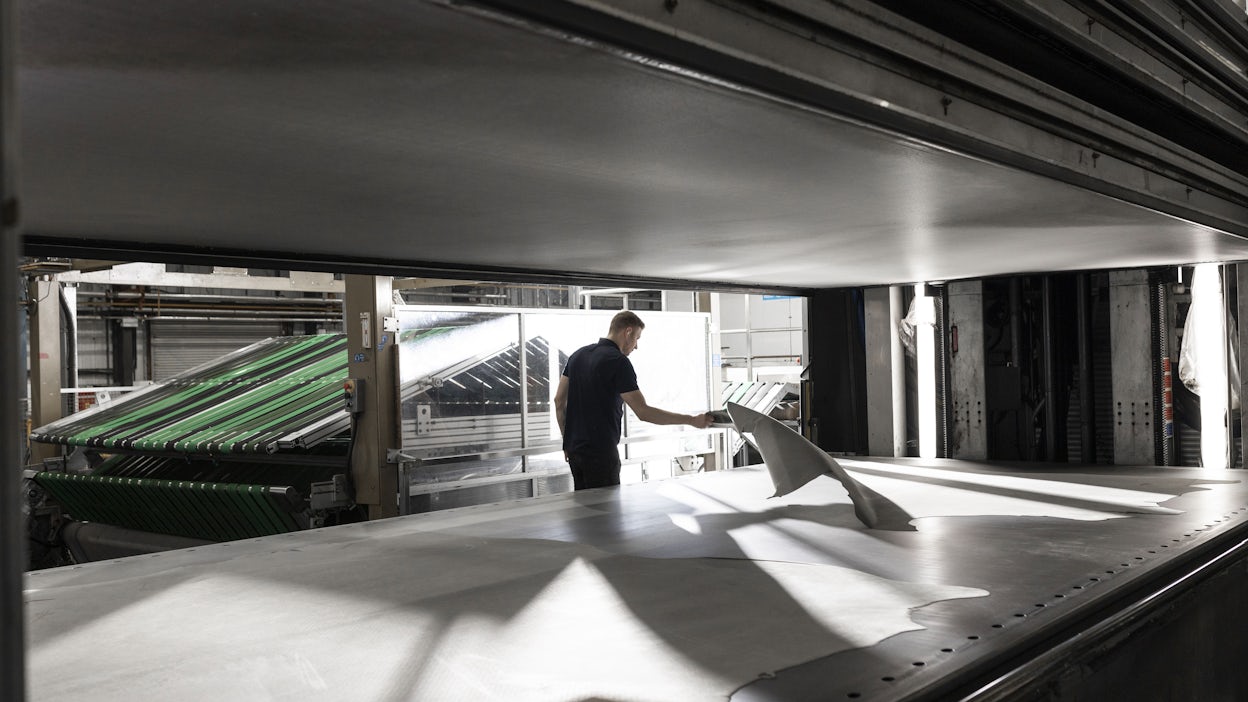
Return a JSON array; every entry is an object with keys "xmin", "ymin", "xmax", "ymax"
[{"xmin": 17, "ymin": 0, "xmax": 1248, "ymax": 289}]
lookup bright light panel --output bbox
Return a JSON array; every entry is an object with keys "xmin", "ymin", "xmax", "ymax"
[
  {"xmin": 1192, "ymin": 263, "xmax": 1228, "ymax": 469},
  {"xmin": 915, "ymin": 285, "xmax": 937, "ymax": 459}
]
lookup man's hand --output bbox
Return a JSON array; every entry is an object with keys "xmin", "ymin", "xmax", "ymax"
[{"xmin": 689, "ymin": 412, "xmax": 712, "ymax": 429}]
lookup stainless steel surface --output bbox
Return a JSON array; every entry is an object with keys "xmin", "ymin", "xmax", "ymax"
[
  {"xmin": 954, "ymin": 533, "xmax": 1248, "ymax": 701},
  {"xmin": 1110, "ymin": 271, "xmax": 1157, "ymax": 465},
  {"xmin": 1041, "ymin": 277, "xmax": 1057, "ymax": 460},
  {"xmin": 864, "ymin": 287, "xmax": 901, "ymax": 456},
  {"xmin": 948, "ymin": 281, "xmax": 986, "ymax": 459},
  {"xmin": 17, "ymin": 0, "xmax": 1248, "ymax": 289},
  {"xmin": 24, "ymin": 459, "xmax": 1248, "ymax": 701},
  {"xmin": 1077, "ymin": 274, "xmax": 1096, "ymax": 463}
]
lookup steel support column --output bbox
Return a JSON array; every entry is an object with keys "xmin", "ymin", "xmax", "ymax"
[
  {"xmin": 948, "ymin": 281, "xmax": 987, "ymax": 459},
  {"xmin": 27, "ymin": 279, "xmax": 61, "ymax": 463},
  {"xmin": 1042, "ymin": 276, "xmax": 1059, "ymax": 461},
  {"xmin": 1110, "ymin": 270, "xmax": 1156, "ymax": 465},
  {"xmin": 1077, "ymin": 274, "xmax": 1097, "ymax": 463},
  {"xmin": 1238, "ymin": 264, "xmax": 1248, "ymax": 467},
  {"xmin": 1, "ymin": 0, "xmax": 25, "ymax": 692},
  {"xmin": 864, "ymin": 287, "xmax": 904, "ymax": 456},
  {"xmin": 344, "ymin": 275, "xmax": 399, "ymax": 520},
  {"xmin": 887, "ymin": 286, "xmax": 905, "ymax": 456}
]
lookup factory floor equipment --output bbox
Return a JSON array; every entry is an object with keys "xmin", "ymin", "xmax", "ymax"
[
  {"xmin": 26, "ymin": 334, "xmax": 356, "ymax": 561},
  {"xmin": 24, "ymin": 458, "xmax": 1248, "ymax": 700},
  {"xmin": 24, "ymin": 328, "xmax": 572, "ymax": 561}
]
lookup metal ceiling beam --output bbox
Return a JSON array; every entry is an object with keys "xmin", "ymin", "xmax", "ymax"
[
  {"xmin": 55, "ymin": 261, "xmax": 344, "ymax": 293},
  {"xmin": 23, "ymin": 238, "xmax": 805, "ymax": 295},
  {"xmin": 474, "ymin": 0, "xmax": 1248, "ymax": 231},
  {"xmin": 15, "ymin": 0, "xmax": 1248, "ymax": 288},
  {"xmin": 865, "ymin": 0, "xmax": 1248, "ymax": 177}
]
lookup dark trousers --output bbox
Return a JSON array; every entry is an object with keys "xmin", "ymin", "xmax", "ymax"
[{"xmin": 567, "ymin": 451, "xmax": 622, "ymax": 491}]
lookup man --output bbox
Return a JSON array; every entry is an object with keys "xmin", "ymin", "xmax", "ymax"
[{"xmin": 554, "ymin": 310, "xmax": 712, "ymax": 490}]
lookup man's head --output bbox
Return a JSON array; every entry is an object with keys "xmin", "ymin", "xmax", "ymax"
[{"xmin": 608, "ymin": 310, "xmax": 645, "ymax": 356}]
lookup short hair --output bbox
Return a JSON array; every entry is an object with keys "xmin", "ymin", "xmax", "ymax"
[{"xmin": 609, "ymin": 310, "xmax": 645, "ymax": 334}]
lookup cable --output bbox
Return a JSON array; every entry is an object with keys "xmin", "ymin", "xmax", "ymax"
[{"xmin": 343, "ymin": 413, "xmax": 359, "ymax": 503}]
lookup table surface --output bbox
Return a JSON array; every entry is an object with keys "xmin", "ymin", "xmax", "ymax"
[{"xmin": 25, "ymin": 458, "xmax": 1248, "ymax": 701}]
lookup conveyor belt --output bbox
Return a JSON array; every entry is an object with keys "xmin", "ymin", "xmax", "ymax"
[
  {"xmin": 27, "ymin": 335, "xmax": 350, "ymax": 544},
  {"xmin": 90, "ymin": 447, "xmax": 347, "ymax": 485},
  {"xmin": 30, "ymin": 328, "xmax": 573, "ymax": 545},
  {"xmin": 32, "ymin": 447, "xmax": 346, "ymax": 542},
  {"xmin": 30, "ymin": 334, "xmax": 348, "ymax": 454},
  {"xmin": 34, "ymin": 472, "xmax": 302, "ymax": 541},
  {"xmin": 721, "ymin": 380, "xmax": 796, "ymax": 454}
]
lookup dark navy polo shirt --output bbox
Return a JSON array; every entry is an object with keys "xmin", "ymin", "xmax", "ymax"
[{"xmin": 562, "ymin": 338, "xmax": 639, "ymax": 456}]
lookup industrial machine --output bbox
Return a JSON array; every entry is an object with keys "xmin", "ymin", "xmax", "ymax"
[
  {"xmin": 394, "ymin": 306, "xmax": 719, "ymax": 510},
  {"xmin": 11, "ymin": 0, "xmax": 1248, "ymax": 699},
  {"xmin": 25, "ymin": 334, "xmax": 358, "ymax": 563},
  {"xmin": 720, "ymin": 379, "xmax": 799, "ymax": 462},
  {"xmin": 24, "ymin": 307, "xmax": 721, "ymax": 563}
]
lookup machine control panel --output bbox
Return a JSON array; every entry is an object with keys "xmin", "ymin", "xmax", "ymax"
[{"xmin": 343, "ymin": 378, "xmax": 364, "ymax": 414}]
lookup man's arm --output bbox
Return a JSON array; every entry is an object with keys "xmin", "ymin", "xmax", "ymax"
[
  {"xmin": 621, "ymin": 389, "xmax": 711, "ymax": 429},
  {"xmin": 554, "ymin": 375, "xmax": 569, "ymax": 436}
]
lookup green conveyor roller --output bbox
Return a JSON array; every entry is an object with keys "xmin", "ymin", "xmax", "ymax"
[
  {"xmin": 35, "ymin": 472, "xmax": 303, "ymax": 541},
  {"xmin": 26, "ymin": 335, "xmax": 359, "ymax": 545},
  {"xmin": 30, "ymin": 334, "xmax": 350, "ymax": 455}
]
